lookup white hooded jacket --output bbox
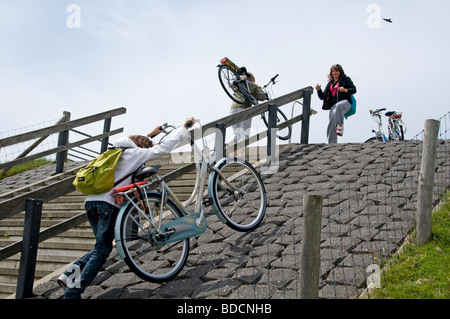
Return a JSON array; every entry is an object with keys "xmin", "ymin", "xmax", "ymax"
[{"xmin": 85, "ymin": 126, "xmax": 188, "ymax": 207}]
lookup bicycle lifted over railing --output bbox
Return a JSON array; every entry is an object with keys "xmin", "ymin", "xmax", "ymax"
[
  {"xmin": 218, "ymin": 57, "xmax": 292, "ymax": 140},
  {"xmin": 365, "ymin": 108, "xmax": 406, "ymax": 142},
  {"xmin": 112, "ymin": 120, "xmax": 267, "ymax": 282}
]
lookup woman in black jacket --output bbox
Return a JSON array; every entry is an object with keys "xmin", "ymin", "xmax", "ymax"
[{"xmin": 316, "ymin": 64, "xmax": 357, "ymax": 143}]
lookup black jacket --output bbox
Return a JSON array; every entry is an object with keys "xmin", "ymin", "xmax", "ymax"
[{"xmin": 317, "ymin": 75, "xmax": 357, "ymax": 110}]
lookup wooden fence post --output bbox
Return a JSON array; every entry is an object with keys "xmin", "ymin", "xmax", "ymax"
[
  {"xmin": 100, "ymin": 117, "xmax": 112, "ymax": 154},
  {"xmin": 416, "ymin": 119, "xmax": 440, "ymax": 245},
  {"xmin": 299, "ymin": 194, "xmax": 323, "ymax": 298},
  {"xmin": 267, "ymin": 104, "xmax": 278, "ymax": 164},
  {"xmin": 300, "ymin": 89, "xmax": 312, "ymax": 145},
  {"xmin": 15, "ymin": 199, "xmax": 43, "ymax": 299},
  {"xmin": 214, "ymin": 123, "xmax": 226, "ymax": 161},
  {"xmin": 55, "ymin": 111, "xmax": 71, "ymax": 174}
]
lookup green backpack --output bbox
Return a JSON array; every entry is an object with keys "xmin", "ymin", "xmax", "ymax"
[{"xmin": 73, "ymin": 148, "xmax": 124, "ymax": 195}]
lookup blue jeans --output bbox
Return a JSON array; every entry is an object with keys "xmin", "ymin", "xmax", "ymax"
[{"xmin": 63, "ymin": 201, "xmax": 119, "ymax": 299}]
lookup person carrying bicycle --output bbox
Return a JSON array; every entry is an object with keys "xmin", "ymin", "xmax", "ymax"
[
  {"xmin": 315, "ymin": 64, "xmax": 357, "ymax": 144},
  {"xmin": 57, "ymin": 117, "xmax": 195, "ymax": 299},
  {"xmin": 229, "ymin": 70, "xmax": 266, "ymax": 154}
]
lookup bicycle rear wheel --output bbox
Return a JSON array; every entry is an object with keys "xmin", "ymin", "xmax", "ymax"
[
  {"xmin": 218, "ymin": 65, "xmax": 246, "ymax": 104},
  {"xmin": 262, "ymin": 108, "xmax": 292, "ymax": 140},
  {"xmin": 210, "ymin": 158, "xmax": 266, "ymax": 232},
  {"xmin": 118, "ymin": 192, "xmax": 189, "ymax": 283},
  {"xmin": 392, "ymin": 122, "xmax": 405, "ymax": 141}
]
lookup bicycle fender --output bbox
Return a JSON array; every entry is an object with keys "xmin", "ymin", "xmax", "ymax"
[
  {"xmin": 207, "ymin": 158, "xmax": 228, "ymax": 224},
  {"xmin": 113, "ymin": 191, "xmax": 161, "ymax": 260},
  {"xmin": 152, "ymin": 212, "xmax": 207, "ymax": 245},
  {"xmin": 114, "ymin": 201, "xmax": 133, "ymax": 259}
]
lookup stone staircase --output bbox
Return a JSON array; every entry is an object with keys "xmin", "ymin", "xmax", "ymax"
[
  {"xmin": 0, "ymin": 191, "xmax": 90, "ymax": 298},
  {"xmin": 0, "ymin": 152, "xmax": 197, "ymax": 298}
]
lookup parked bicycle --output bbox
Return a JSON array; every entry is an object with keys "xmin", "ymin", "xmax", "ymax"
[
  {"xmin": 112, "ymin": 120, "xmax": 267, "ymax": 282},
  {"xmin": 365, "ymin": 108, "xmax": 406, "ymax": 142},
  {"xmin": 218, "ymin": 57, "xmax": 292, "ymax": 140}
]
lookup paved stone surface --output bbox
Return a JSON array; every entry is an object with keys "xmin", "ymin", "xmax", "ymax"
[{"xmin": 4, "ymin": 140, "xmax": 450, "ymax": 299}]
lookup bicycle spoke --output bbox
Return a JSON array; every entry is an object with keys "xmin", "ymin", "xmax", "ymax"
[
  {"xmin": 211, "ymin": 159, "xmax": 266, "ymax": 231},
  {"xmin": 119, "ymin": 193, "xmax": 189, "ymax": 282}
]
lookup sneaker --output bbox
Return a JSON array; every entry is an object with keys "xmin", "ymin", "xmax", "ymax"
[
  {"xmin": 57, "ymin": 273, "xmax": 68, "ymax": 290},
  {"xmin": 336, "ymin": 124, "xmax": 344, "ymax": 136}
]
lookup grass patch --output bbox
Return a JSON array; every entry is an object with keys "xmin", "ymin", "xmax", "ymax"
[
  {"xmin": 0, "ymin": 158, "xmax": 54, "ymax": 180},
  {"xmin": 370, "ymin": 193, "xmax": 450, "ymax": 299}
]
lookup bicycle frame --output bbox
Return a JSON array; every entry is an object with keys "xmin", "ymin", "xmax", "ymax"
[
  {"xmin": 113, "ymin": 121, "xmax": 244, "ymax": 252},
  {"xmin": 386, "ymin": 111, "xmax": 405, "ymax": 140},
  {"xmin": 369, "ymin": 108, "xmax": 405, "ymax": 142},
  {"xmin": 369, "ymin": 108, "xmax": 388, "ymax": 141}
]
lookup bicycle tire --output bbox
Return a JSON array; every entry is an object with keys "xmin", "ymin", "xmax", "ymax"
[
  {"xmin": 399, "ymin": 125, "xmax": 405, "ymax": 141},
  {"xmin": 262, "ymin": 108, "xmax": 292, "ymax": 141},
  {"xmin": 393, "ymin": 122, "xmax": 405, "ymax": 141},
  {"xmin": 210, "ymin": 158, "xmax": 266, "ymax": 232},
  {"xmin": 218, "ymin": 65, "xmax": 246, "ymax": 104},
  {"xmin": 118, "ymin": 192, "xmax": 189, "ymax": 283},
  {"xmin": 365, "ymin": 136, "xmax": 381, "ymax": 143}
]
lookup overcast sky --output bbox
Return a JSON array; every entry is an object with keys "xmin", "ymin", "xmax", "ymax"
[{"xmin": 1, "ymin": 0, "xmax": 449, "ymax": 148}]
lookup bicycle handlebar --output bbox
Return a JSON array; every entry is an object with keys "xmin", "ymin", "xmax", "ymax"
[
  {"xmin": 370, "ymin": 108, "xmax": 386, "ymax": 115},
  {"xmin": 151, "ymin": 120, "xmax": 195, "ymax": 139},
  {"xmin": 270, "ymin": 74, "xmax": 279, "ymax": 84},
  {"xmin": 263, "ymin": 74, "xmax": 279, "ymax": 89}
]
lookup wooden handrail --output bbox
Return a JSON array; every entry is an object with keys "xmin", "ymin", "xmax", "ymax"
[
  {"xmin": 0, "ymin": 108, "xmax": 126, "ymax": 172},
  {"xmin": 196, "ymin": 87, "xmax": 313, "ymax": 139},
  {"xmin": 0, "ymin": 87, "xmax": 315, "ymax": 262},
  {"xmin": 0, "ymin": 107, "xmax": 126, "ymax": 148}
]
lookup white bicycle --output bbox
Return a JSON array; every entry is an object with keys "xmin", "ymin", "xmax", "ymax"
[
  {"xmin": 366, "ymin": 108, "xmax": 406, "ymax": 142},
  {"xmin": 111, "ymin": 120, "xmax": 267, "ymax": 282}
]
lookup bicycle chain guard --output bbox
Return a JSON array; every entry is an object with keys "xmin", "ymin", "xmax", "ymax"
[{"xmin": 152, "ymin": 212, "xmax": 207, "ymax": 245}]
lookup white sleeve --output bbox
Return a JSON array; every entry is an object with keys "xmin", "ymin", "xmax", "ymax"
[{"xmin": 138, "ymin": 126, "xmax": 188, "ymax": 162}]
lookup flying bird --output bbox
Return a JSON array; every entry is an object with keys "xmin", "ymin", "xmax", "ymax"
[{"xmin": 383, "ymin": 18, "xmax": 393, "ymax": 23}]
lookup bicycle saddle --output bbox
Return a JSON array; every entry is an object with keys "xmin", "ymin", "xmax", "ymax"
[
  {"xmin": 134, "ymin": 165, "xmax": 161, "ymax": 180},
  {"xmin": 385, "ymin": 111, "xmax": 395, "ymax": 117},
  {"xmin": 238, "ymin": 66, "xmax": 248, "ymax": 76}
]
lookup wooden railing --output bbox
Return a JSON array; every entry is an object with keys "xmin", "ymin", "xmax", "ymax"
[
  {"xmin": 0, "ymin": 107, "xmax": 126, "ymax": 174},
  {"xmin": 0, "ymin": 87, "xmax": 315, "ymax": 298},
  {"xmin": 1, "ymin": 86, "xmax": 315, "ymax": 249}
]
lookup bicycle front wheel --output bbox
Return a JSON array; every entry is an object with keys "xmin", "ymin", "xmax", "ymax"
[
  {"xmin": 210, "ymin": 158, "xmax": 266, "ymax": 232},
  {"xmin": 118, "ymin": 192, "xmax": 189, "ymax": 283},
  {"xmin": 218, "ymin": 65, "xmax": 246, "ymax": 104},
  {"xmin": 262, "ymin": 108, "xmax": 292, "ymax": 141}
]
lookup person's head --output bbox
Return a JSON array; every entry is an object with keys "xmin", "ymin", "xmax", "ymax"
[
  {"xmin": 129, "ymin": 135, "xmax": 153, "ymax": 148},
  {"xmin": 247, "ymin": 72, "xmax": 255, "ymax": 83},
  {"xmin": 328, "ymin": 64, "xmax": 345, "ymax": 82}
]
